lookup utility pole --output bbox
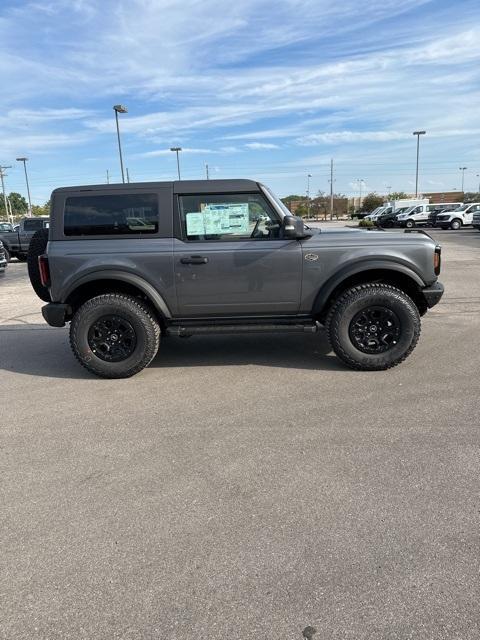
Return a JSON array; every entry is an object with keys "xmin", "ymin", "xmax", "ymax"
[
  {"xmin": 205, "ymin": 163, "xmax": 209, "ymax": 180},
  {"xmin": 126, "ymin": 167, "xmax": 130, "ymax": 183},
  {"xmin": 106, "ymin": 169, "xmax": 110, "ymax": 184},
  {"xmin": 306, "ymin": 173, "xmax": 312, "ymax": 219},
  {"xmin": 476, "ymin": 174, "xmax": 480, "ymax": 194},
  {"xmin": 0, "ymin": 166, "xmax": 12, "ymax": 224},
  {"xmin": 329, "ymin": 158, "xmax": 334, "ymax": 220},
  {"xmin": 459, "ymin": 167, "xmax": 467, "ymax": 193},
  {"xmin": 16, "ymin": 157, "xmax": 32, "ymax": 216}
]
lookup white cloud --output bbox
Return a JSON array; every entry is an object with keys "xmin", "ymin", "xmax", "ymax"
[{"xmin": 245, "ymin": 142, "xmax": 280, "ymax": 150}]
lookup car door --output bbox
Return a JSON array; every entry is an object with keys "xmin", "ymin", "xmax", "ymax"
[{"xmin": 173, "ymin": 190, "xmax": 303, "ymax": 317}]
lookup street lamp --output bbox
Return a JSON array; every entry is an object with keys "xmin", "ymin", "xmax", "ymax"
[
  {"xmin": 459, "ymin": 167, "xmax": 467, "ymax": 193},
  {"xmin": 16, "ymin": 157, "xmax": 32, "ymax": 216},
  {"xmin": 412, "ymin": 130, "xmax": 426, "ymax": 197},
  {"xmin": 306, "ymin": 173, "xmax": 312, "ymax": 219},
  {"xmin": 476, "ymin": 174, "xmax": 480, "ymax": 194},
  {"xmin": 357, "ymin": 178, "xmax": 365, "ymax": 210},
  {"xmin": 113, "ymin": 104, "xmax": 128, "ymax": 183},
  {"xmin": 170, "ymin": 147, "xmax": 182, "ymax": 180}
]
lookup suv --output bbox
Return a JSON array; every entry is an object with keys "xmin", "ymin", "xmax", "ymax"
[
  {"xmin": 33, "ymin": 180, "xmax": 444, "ymax": 378},
  {"xmin": 435, "ymin": 203, "xmax": 480, "ymax": 230}
]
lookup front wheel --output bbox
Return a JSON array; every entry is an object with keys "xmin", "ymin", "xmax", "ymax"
[
  {"xmin": 450, "ymin": 219, "xmax": 462, "ymax": 230},
  {"xmin": 70, "ymin": 294, "xmax": 160, "ymax": 378},
  {"xmin": 405, "ymin": 219, "xmax": 415, "ymax": 228},
  {"xmin": 326, "ymin": 284, "xmax": 421, "ymax": 371},
  {"xmin": 3, "ymin": 246, "xmax": 10, "ymax": 263}
]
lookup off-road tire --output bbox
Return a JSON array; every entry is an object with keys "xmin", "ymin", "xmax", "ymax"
[
  {"xmin": 27, "ymin": 228, "xmax": 50, "ymax": 301},
  {"xmin": 70, "ymin": 294, "xmax": 160, "ymax": 378},
  {"xmin": 450, "ymin": 219, "xmax": 462, "ymax": 230},
  {"xmin": 325, "ymin": 283, "xmax": 421, "ymax": 371}
]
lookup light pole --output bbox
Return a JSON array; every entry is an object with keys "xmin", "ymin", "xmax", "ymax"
[
  {"xmin": 170, "ymin": 147, "xmax": 182, "ymax": 180},
  {"xmin": 412, "ymin": 130, "xmax": 426, "ymax": 197},
  {"xmin": 113, "ymin": 104, "xmax": 128, "ymax": 183},
  {"xmin": 476, "ymin": 174, "xmax": 480, "ymax": 194},
  {"xmin": 357, "ymin": 178, "xmax": 365, "ymax": 210},
  {"xmin": 16, "ymin": 157, "xmax": 32, "ymax": 216},
  {"xmin": 306, "ymin": 173, "xmax": 312, "ymax": 219},
  {"xmin": 459, "ymin": 167, "xmax": 467, "ymax": 193}
]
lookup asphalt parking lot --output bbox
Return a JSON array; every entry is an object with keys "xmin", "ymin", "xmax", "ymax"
[{"xmin": 1, "ymin": 228, "xmax": 480, "ymax": 640}]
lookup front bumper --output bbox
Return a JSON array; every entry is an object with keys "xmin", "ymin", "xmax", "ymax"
[
  {"xmin": 42, "ymin": 303, "xmax": 70, "ymax": 327},
  {"xmin": 421, "ymin": 282, "xmax": 444, "ymax": 308}
]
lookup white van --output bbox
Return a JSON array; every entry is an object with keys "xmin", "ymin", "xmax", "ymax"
[
  {"xmin": 396, "ymin": 201, "xmax": 433, "ymax": 227},
  {"xmin": 435, "ymin": 202, "xmax": 480, "ymax": 230}
]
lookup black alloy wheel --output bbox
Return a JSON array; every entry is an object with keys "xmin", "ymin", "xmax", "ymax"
[
  {"xmin": 87, "ymin": 314, "xmax": 137, "ymax": 362},
  {"xmin": 349, "ymin": 306, "xmax": 401, "ymax": 354}
]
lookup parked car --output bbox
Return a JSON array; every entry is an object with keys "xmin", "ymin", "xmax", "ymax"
[
  {"xmin": 376, "ymin": 206, "xmax": 411, "ymax": 228},
  {"xmin": 472, "ymin": 210, "xmax": 480, "ymax": 230},
  {"xmin": 434, "ymin": 203, "xmax": 480, "ymax": 230},
  {"xmin": 426, "ymin": 203, "xmax": 463, "ymax": 227},
  {"xmin": 0, "ymin": 240, "xmax": 7, "ymax": 273},
  {"xmin": 0, "ymin": 216, "xmax": 49, "ymax": 262},
  {"xmin": 29, "ymin": 179, "xmax": 444, "ymax": 378},
  {"xmin": 0, "ymin": 222, "xmax": 14, "ymax": 233}
]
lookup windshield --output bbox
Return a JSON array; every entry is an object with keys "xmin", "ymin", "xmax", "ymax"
[{"xmin": 394, "ymin": 207, "xmax": 409, "ymax": 215}]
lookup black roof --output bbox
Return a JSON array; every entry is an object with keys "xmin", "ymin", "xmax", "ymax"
[{"xmin": 52, "ymin": 179, "xmax": 261, "ymax": 196}]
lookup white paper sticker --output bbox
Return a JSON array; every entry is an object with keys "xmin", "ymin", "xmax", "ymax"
[{"xmin": 186, "ymin": 203, "xmax": 250, "ymax": 237}]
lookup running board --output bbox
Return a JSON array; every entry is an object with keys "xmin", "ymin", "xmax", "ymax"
[{"xmin": 166, "ymin": 322, "xmax": 319, "ymax": 337}]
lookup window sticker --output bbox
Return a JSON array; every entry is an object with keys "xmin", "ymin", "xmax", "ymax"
[{"xmin": 186, "ymin": 203, "xmax": 250, "ymax": 236}]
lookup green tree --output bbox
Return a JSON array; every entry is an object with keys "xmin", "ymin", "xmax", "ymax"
[
  {"xmin": 0, "ymin": 192, "xmax": 28, "ymax": 218},
  {"xmin": 362, "ymin": 192, "xmax": 384, "ymax": 212},
  {"xmin": 389, "ymin": 191, "xmax": 408, "ymax": 201},
  {"xmin": 31, "ymin": 199, "xmax": 51, "ymax": 216}
]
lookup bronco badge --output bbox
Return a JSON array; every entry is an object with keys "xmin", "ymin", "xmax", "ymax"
[{"xmin": 305, "ymin": 253, "xmax": 319, "ymax": 262}]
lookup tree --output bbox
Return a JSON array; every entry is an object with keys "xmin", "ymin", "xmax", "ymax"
[
  {"xmin": 361, "ymin": 193, "xmax": 384, "ymax": 212},
  {"xmin": 0, "ymin": 192, "xmax": 28, "ymax": 218},
  {"xmin": 31, "ymin": 199, "xmax": 51, "ymax": 216},
  {"xmin": 389, "ymin": 191, "xmax": 408, "ymax": 201}
]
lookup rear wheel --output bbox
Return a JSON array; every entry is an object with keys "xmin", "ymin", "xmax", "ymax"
[
  {"xmin": 326, "ymin": 283, "xmax": 421, "ymax": 371},
  {"xmin": 70, "ymin": 294, "xmax": 160, "ymax": 378},
  {"xmin": 450, "ymin": 218, "xmax": 462, "ymax": 230}
]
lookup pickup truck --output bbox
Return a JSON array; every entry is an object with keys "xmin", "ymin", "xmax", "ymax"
[
  {"xmin": 29, "ymin": 179, "xmax": 444, "ymax": 378},
  {"xmin": 0, "ymin": 217, "xmax": 49, "ymax": 262}
]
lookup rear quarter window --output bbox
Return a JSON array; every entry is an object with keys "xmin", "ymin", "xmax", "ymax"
[{"xmin": 64, "ymin": 193, "xmax": 158, "ymax": 236}]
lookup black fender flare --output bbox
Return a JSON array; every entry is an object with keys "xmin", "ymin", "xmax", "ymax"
[
  {"xmin": 312, "ymin": 260, "xmax": 426, "ymax": 316},
  {"xmin": 63, "ymin": 270, "xmax": 172, "ymax": 319}
]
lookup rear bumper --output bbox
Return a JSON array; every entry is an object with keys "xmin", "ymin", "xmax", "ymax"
[
  {"xmin": 42, "ymin": 303, "xmax": 70, "ymax": 327},
  {"xmin": 421, "ymin": 282, "xmax": 444, "ymax": 308}
]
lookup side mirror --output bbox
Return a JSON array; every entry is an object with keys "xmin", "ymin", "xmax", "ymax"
[{"xmin": 282, "ymin": 215, "xmax": 307, "ymax": 239}]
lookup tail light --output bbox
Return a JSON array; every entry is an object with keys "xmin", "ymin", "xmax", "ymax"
[
  {"xmin": 434, "ymin": 246, "xmax": 441, "ymax": 275},
  {"xmin": 38, "ymin": 254, "xmax": 50, "ymax": 287}
]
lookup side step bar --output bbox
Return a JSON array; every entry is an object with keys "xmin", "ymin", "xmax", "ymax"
[{"xmin": 166, "ymin": 322, "xmax": 319, "ymax": 337}]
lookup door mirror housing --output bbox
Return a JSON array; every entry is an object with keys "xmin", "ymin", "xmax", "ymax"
[{"xmin": 282, "ymin": 215, "xmax": 308, "ymax": 239}]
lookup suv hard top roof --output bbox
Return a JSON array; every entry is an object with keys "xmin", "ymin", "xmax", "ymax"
[{"xmin": 52, "ymin": 179, "xmax": 261, "ymax": 196}]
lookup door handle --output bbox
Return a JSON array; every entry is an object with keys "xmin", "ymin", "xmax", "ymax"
[{"xmin": 180, "ymin": 255, "xmax": 209, "ymax": 265}]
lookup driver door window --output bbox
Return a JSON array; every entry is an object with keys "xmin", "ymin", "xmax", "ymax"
[{"xmin": 178, "ymin": 192, "xmax": 280, "ymax": 241}]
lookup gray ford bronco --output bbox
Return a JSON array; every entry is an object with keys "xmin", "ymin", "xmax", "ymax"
[{"xmin": 30, "ymin": 179, "xmax": 443, "ymax": 378}]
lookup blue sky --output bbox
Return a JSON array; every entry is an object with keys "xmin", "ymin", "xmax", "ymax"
[{"xmin": 1, "ymin": 0, "xmax": 480, "ymax": 204}]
